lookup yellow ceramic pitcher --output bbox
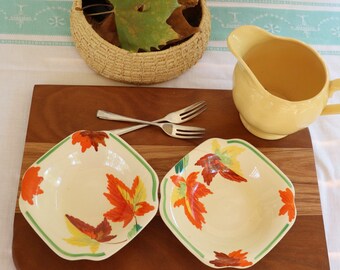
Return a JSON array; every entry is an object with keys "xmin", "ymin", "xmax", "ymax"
[{"xmin": 227, "ymin": 25, "xmax": 340, "ymax": 140}]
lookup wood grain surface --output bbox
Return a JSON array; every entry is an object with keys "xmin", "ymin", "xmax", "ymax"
[{"xmin": 12, "ymin": 85, "xmax": 329, "ymax": 269}]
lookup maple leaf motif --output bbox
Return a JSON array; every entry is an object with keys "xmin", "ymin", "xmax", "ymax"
[
  {"xmin": 171, "ymin": 172, "xmax": 212, "ymax": 229},
  {"xmin": 21, "ymin": 166, "xmax": 44, "ymax": 205},
  {"xmin": 195, "ymin": 153, "xmax": 247, "ymax": 185},
  {"xmin": 209, "ymin": 250, "xmax": 253, "ymax": 267},
  {"xmin": 65, "ymin": 215, "xmax": 116, "ymax": 242},
  {"xmin": 64, "ymin": 215, "xmax": 117, "ymax": 253},
  {"xmin": 278, "ymin": 188, "xmax": 296, "ymax": 222},
  {"xmin": 72, "ymin": 130, "xmax": 109, "ymax": 152},
  {"xmin": 213, "ymin": 139, "xmax": 245, "ymax": 172},
  {"xmin": 103, "ymin": 174, "xmax": 155, "ymax": 228}
]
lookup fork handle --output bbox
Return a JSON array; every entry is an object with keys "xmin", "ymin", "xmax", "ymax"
[
  {"xmin": 111, "ymin": 124, "xmax": 149, "ymax": 135},
  {"xmin": 97, "ymin": 110, "xmax": 140, "ymax": 122},
  {"xmin": 97, "ymin": 110, "xmax": 164, "ymax": 135}
]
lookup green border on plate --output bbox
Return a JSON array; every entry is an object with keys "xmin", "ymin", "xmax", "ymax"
[
  {"xmin": 161, "ymin": 138, "xmax": 295, "ymax": 264},
  {"xmin": 161, "ymin": 177, "xmax": 205, "ymax": 259},
  {"xmin": 25, "ymin": 211, "xmax": 106, "ymax": 258},
  {"xmin": 23, "ymin": 132, "xmax": 158, "ymax": 260},
  {"xmin": 109, "ymin": 133, "xmax": 158, "ymax": 202},
  {"xmin": 254, "ymin": 223, "xmax": 290, "ymax": 260},
  {"xmin": 35, "ymin": 133, "xmax": 158, "ymax": 202},
  {"xmin": 228, "ymin": 139, "xmax": 293, "ymax": 188},
  {"xmin": 36, "ymin": 136, "xmax": 71, "ymax": 165}
]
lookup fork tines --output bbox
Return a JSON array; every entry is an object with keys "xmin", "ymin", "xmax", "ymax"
[
  {"xmin": 175, "ymin": 126, "xmax": 205, "ymax": 139},
  {"xmin": 180, "ymin": 101, "xmax": 207, "ymax": 121}
]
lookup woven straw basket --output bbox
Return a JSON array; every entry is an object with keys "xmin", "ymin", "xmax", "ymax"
[{"xmin": 70, "ymin": 0, "xmax": 211, "ymax": 84}]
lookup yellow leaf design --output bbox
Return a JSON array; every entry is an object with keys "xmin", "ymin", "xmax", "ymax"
[
  {"xmin": 171, "ymin": 179, "xmax": 186, "ymax": 206},
  {"xmin": 170, "ymin": 173, "xmax": 213, "ymax": 229},
  {"xmin": 211, "ymin": 139, "xmax": 221, "ymax": 153},
  {"xmin": 221, "ymin": 145, "xmax": 245, "ymax": 158},
  {"xmin": 212, "ymin": 139, "xmax": 245, "ymax": 177},
  {"xmin": 171, "ymin": 186, "xmax": 183, "ymax": 205},
  {"xmin": 117, "ymin": 185, "xmax": 133, "ymax": 205},
  {"xmin": 133, "ymin": 178, "xmax": 147, "ymax": 206},
  {"xmin": 64, "ymin": 217, "xmax": 100, "ymax": 253},
  {"xmin": 222, "ymin": 145, "xmax": 245, "ymax": 176}
]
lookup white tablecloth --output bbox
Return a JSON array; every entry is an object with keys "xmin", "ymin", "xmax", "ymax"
[{"xmin": 1, "ymin": 0, "xmax": 340, "ymax": 269}]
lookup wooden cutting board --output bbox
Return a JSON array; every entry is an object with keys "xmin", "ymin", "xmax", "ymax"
[{"xmin": 12, "ymin": 85, "xmax": 329, "ymax": 269}]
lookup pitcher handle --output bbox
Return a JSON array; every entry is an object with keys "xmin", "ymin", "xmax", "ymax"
[{"xmin": 321, "ymin": 79, "xmax": 340, "ymax": 115}]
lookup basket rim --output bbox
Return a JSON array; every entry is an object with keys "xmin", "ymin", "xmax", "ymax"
[{"xmin": 71, "ymin": 0, "xmax": 210, "ymax": 56}]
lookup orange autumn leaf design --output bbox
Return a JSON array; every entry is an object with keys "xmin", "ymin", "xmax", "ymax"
[
  {"xmin": 279, "ymin": 188, "xmax": 296, "ymax": 222},
  {"xmin": 72, "ymin": 130, "xmax": 109, "ymax": 152},
  {"xmin": 21, "ymin": 166, "xmax": 44, "ymax": 205},
  {"xmin": 195, "ymin": 153, "xmax": 247, "ymax": 185},
  {"xmin": 210, "ymin": 250, "xmax": 253, "ymax": 267},
  {"xmin": 103, "ymin": 174, "xmax": 155, "ymax": 228},
  {"xmin": 171, "ymin": 172, "xmax": 212, "ymax": 229}
]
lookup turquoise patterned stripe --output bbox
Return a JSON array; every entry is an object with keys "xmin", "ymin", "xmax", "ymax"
[
  {"xmin": 209, "ymin": 0, "xmax": 340, "ymax": 7},
  {"xmin": 0, "ymin": 39, "xmax": 73, "ymax": 46},
  {"xmin": 317, "ymin": 50, "xmax": 340, "ymax": 55},
  {"xmin": 206, "ymin": 46, "xmax": 340, "ymax": 56},
  {"xmin": 1, "ymin": 1, "xmax": 340, "ymax": 55},
  {"xmin": 209, "ymin": 7, "xmax": 340, "ymax": 45},
  {"xmin": 0, "ymin": 1, "xmax": 71, "ymax": 36}
]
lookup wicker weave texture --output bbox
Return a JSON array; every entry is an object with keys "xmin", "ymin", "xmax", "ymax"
[{"xmin": 70, "ymin": 0, "xmax": 211, "ymax": 84}]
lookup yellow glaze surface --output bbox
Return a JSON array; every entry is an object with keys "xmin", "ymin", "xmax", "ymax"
[{"xmin": 227, "ymin": 25, "xmax": 340, "ymax": 140}]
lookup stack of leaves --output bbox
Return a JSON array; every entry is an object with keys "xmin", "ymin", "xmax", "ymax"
[{"xmin": 82, "ymin": 0, "xmax": 202, "ymax": 52}]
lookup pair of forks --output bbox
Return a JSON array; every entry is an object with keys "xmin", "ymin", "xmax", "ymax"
[{"xmin": 97, "ymin": 101, "xmax": 206, "ymax": 139}]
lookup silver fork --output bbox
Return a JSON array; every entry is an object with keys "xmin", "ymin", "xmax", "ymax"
[
  {"xmin": 97, "ymin": 101, "xmax": 206, "ymax": 135},
  {"xmin": 100, "ymin": 115, "xmax": 205, "ymax": 139}
]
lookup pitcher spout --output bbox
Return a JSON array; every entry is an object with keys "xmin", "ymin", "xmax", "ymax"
[{"xmin": 227, "ymin": 25, "xmax": 274, "ymax": 60}]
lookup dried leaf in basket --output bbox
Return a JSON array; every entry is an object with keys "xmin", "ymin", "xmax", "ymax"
[
  {"xmin": 83, "ymin": 0, "xmax": 201, "ymax": 52},
  {"xmin": 90, "ymin": 13, "xmax": 120, "ymax": 47},
  {"xmin": 109, "ymin": 0, "xmax": 171, "ymax": 52},
  {"xmin": 166, "ymin": 6, "xmax": 199, "ymax": 41},
  {"xmin": 83, "ymin": 0, "xmax": 120, "ymax": 46},
  {"xmin": 178, "ymin": 0, "xmax": 199, "ymax": 7}
]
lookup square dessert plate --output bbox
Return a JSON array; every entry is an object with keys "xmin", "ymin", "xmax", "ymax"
[
  {"xmin": 160, "ymin": 138, "xmax": 296, "ymax": 268},
  {"xmin": 19, "ymin": 130, "xmax": 159, "ymax": 261}
]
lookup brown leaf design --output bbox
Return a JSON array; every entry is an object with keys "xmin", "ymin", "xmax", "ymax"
[
  {"xmin": 195, "ymin": 154, "xmax": 247, "ymax": 185},
  {"xmin": 210, "ymin": 250, "xmax": 253, "ymax": 267},
  {"xmin": 72, "ymin": 130, "xmax": 109, "ymax": 152},
  {"xmin": 65, "ymin": 214, "xmax": 116, "ymax": 243}
]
